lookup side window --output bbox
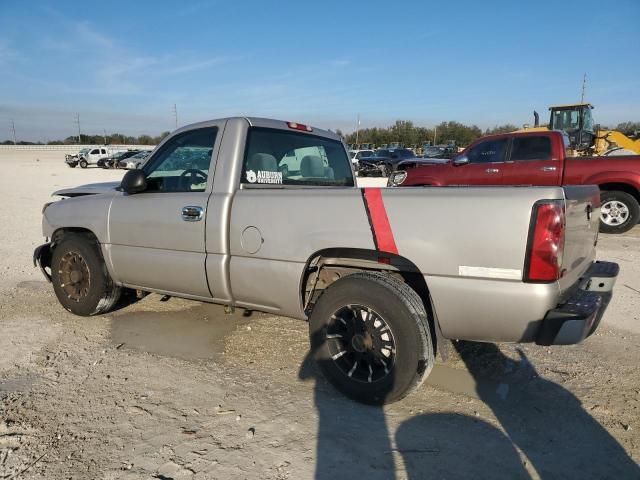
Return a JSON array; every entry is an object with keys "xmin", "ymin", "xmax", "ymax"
[
  {"xmin": 467, "ymin": 139, "xmax": 508, "ymax": 164},
  {"xmin": 510, "ymin": 136, "xmax": 551, "ymax": 161},
  {"xmin": 90, "ymin": 149, "xmax": 99, "ymax": 155},
  {"xmin": 101, "ymin": 149, "xmax": 107, "ymax": 154},
  {"xmin": 142, "ymin": 127, "xmax": 217, "ymax": 193},
  {"xmin": 241, "ymin": 127, "xmax": 354, "ymax": 187}
]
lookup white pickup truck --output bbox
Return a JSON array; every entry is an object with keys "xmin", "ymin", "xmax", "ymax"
[{"xmin": 66, "ymin": 147, "xmax": 127, "ymax": 168}]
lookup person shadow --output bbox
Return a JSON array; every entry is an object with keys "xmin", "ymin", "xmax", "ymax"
[
  {"xmin": 302, "ymin": 338, "xmax": 640, "ymax": 479},
  {"xmin": 397, "ymin": 341, "xmax": 639, "ymax": 479},
  {"xmin": 299, "ymin": 333, "xmax": 532, "ymax": 480},
  {"xmin": 299, "ymin": 330, "xmax": 397, "ymax": 480}
]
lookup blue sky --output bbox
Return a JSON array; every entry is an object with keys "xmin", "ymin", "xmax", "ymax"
[{"xmin": 1, "ymin": 0, "xmax": 639, "ymax": 141}]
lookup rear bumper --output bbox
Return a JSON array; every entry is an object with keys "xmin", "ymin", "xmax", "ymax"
[{"xmin": 536, "ymin": 261, "xmax": 619, "ymax": 345}]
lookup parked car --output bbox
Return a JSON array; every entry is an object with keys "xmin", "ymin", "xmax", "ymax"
[
  {"xmin": 358, "ymin": 148, "xmax": 418, "ymax": 176},
  {"xmin": 97, "ymin": 150, "xmax": 140, "ymax": 169},
  {"xmin": 391, "ymin": 130, "xmax": 640, "ymax": 234},
  {"xmin": 118, "ymin": 151, "xmax": 151, "ymax": 169},
  {"xmin": 422, "ymin": 145, "xmax": 457, "ymax": 159},
  {"xmin": 35, "ymin": 117, "xmax": 618, "ymax": 405},
  {"xmin": 349, "ymin": 149, "xmax": 374, "ymax": 171},
  {"xmin": 77, "ymin": 147, "xmax": 112, "ymax": 168}
]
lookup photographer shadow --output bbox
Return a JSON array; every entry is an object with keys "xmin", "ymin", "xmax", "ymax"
[{"xmin": 440, "ymin": 341, "xmax": 639, "ymax": 479}]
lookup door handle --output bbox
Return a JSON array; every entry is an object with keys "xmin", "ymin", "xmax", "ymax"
[
  {"xmin": 485, "ymin": 168, "xmax": 500, "ymax": 174},
  {"xmin": 541, "ymin": 166, "xmax": 557, "ymax": 172},
  {"xmin": 181, "ymin": 206, "xmax": 204, "ymax": 222}
]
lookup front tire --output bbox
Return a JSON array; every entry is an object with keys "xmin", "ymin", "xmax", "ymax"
[
  {"xmin": 599, "ymin": 191, "xmax": 639, "ymax": 234},
  {"xmin": 79, "ymin": 159, "xmax": 88, "ymax": 168},
  {"xmin": 309, "ymin": 272, "xmax": 434, "ymax": 404},
  {"xmin": 51, "ymin": 234, "xmax": 122, "ymax": 316}
]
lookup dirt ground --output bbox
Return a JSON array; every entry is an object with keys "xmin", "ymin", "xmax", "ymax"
[{"xmin": 1, "ymin": 151, "xmax": 639, "ymax": 479}]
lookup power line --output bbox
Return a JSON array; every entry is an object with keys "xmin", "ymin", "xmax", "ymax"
[{"xmin": 74, "ymin": 113, "xmax": 81, "ymax": 144}]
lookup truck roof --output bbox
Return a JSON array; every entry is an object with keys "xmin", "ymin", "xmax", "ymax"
[{"xmin": 171, "ymin": 117, "xmax": 342, "ymax": 142}]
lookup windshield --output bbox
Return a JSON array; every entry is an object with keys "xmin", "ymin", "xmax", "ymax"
[
  {"xmin": 373, "ymin": 150, "xmax": 390, "ymax": 157},
  {"xmin": 424, "ymin": 146, "xmax": 444, "ymax": 157},
  {"xmin": 551, "ymin": 109, "xmax": 580, "ymax": 131}
]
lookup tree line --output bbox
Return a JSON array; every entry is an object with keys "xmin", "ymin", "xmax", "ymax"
[
  {"xmin": 3, "ymin": 121, "xmax": 638, "ymax": 147},
  {"xmin": 341, "ymin": 120, "xmax": 640, "ymax": 147},
  {"xmin": 1, "ymin": 131, "xmax": 171, "ymax": 146}
]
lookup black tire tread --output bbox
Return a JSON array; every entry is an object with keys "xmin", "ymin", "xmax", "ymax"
[{"xmin": 311, "ymin": 271, "xmax": 434, "ymax": 404}]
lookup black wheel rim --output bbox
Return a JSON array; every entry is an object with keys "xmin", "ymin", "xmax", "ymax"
[
  {"xmin": 325, "ymin": 304, "xmax": 396, "ymax": 383},
  {"xmin": 59, "ymin": 251, "xmax": 91, "ymax": 302}
]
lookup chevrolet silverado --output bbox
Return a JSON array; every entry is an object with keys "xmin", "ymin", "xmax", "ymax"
[{"xmin": 35, "ymin": 118, "xmax": 618, "ymax": 404}]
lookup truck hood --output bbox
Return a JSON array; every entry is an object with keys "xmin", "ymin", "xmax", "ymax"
[{"xmin": 52, "ymin": 181, "xmax": 120, "ymax": 197}]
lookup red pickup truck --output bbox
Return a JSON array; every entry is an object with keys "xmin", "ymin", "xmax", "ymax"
[{"xmin": 392, "ymin": 130, "xmax": 640, "ymax": 233}]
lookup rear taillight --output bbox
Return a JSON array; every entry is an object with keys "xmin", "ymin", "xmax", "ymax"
[{"xmin": 524, "ymin": 201, "xmax": 565, "ymax": 282}]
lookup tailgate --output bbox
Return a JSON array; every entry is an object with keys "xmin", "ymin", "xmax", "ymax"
[{"xmin": 558, "ymin": 185, "xmax": 600, "ymax": 297}]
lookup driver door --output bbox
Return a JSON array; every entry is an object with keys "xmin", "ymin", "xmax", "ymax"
[{"xmin": 107, "ymin": 125, "xmax": 221, "ymax": 298}]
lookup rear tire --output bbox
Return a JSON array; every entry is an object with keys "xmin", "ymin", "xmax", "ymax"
[
  {"xmin": 599, "ymin": 190, "xmax": 639, "ymax": 234},
  {"xmin": 309, "ymin": 272, "xmax": 434, "ymax": 404},
  {"xmin": 51, "ymin": 234, "xmax": 121, "ymax": 316}
]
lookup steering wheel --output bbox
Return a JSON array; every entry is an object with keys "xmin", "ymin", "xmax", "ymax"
[{"xmin": 180, "ymin": 168, "xmax": 208, "ymax": 187}]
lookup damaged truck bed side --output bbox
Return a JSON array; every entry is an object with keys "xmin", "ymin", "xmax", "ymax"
[{"xmin": 35, "ymin": 117, "xmax": 619, "ymax": 404}]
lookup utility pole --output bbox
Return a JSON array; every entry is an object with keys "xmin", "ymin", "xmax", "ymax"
[
  {"xmin": 172, "ymin": 104, "xmax": 178, "ymax": 129},
  {"xmin": 74, "ymin": 113, "xmax": 81, "ymax": 144},
  {"xmin": 433, "ymin": 125, "xmax": 437, "ymax": 145},
  {"xmin": 581, "ymin": 73, "xmax": 587, "ymax": 103},
  {"xmin": 10, "ymin": 119, "xmax": 17, "ymax": 145},
  {"xmin": 355, "ymin": 114, "xmax": 360, "ymax": 147},
  {"xmin": 103, "ymin": 129, "xmax": 107, "ymax": 145}
]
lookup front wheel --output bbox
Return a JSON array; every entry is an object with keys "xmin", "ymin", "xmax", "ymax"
[
  {"xmin": 599, "ymin": 191, "xmax": 640, "ymax": 234},
  {"xmin": 309, "ymin": 272, "xmax": 434, "ymax": 404},
  {"xmin": 79, "ymin": 159, "xmax": 88, "ymax": 168},
  {"xmin": 51, "ymin": 234, "xmax": 122, "ymax": 316}
]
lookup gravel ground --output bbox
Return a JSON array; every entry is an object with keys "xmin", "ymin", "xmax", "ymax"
[{"xmin": 1, "ymin": 151, "xmax": 639, "ymax": 479}]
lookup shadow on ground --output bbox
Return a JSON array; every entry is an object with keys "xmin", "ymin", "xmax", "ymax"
[{"xmin": 301, "ymin": 341, "xmax": 640, "ymax": 479}]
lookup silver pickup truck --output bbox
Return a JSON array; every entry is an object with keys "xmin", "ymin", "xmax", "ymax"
[{"xmin": 34, "ymin": 117, "xmax": 619, "ymax": 404}]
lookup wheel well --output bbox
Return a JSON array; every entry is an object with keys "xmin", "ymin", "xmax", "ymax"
[
  {"xmin": 301, "ymin": 248, "xmax": 443, "ymax": 357},
  {"xmin": 51, "ymin": 227, "xmax": 99, "ymax": 247},
  {"xmin": 599, "ymin": 183, "xmax": 640, "ymax": 203}
]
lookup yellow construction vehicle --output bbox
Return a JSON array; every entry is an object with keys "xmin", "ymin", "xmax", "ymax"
[{"xmin": 522, "ymin": 103, "xmax": 640, "ymax": 156}]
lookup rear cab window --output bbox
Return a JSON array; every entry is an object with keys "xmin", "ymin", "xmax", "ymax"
[{"xmin": 241, "ymin": 127, "xmax": 354, "ymax": 187}]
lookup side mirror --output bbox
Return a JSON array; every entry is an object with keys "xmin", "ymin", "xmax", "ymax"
[
  {"xmin": 453, "ymin": 155, "xmax": 470, "ymax": 166},
  {"xmin": 120, "ymin": 169, "xmax": 147, "ymax": 194}
]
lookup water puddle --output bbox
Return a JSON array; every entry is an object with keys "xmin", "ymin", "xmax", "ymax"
[
  {"xmin": 427, "ymin": 365, "xmax": 517, "ymax": 401},
  {"xmin": 110, "ymin": 303, "xmax": 255, "ymax": 361}
]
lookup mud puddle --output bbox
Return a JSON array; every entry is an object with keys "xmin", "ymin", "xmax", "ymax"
[
  {"xmin": 110, "ymin": 304, "xmax": 258, "ymax": 361},
  {"xmin": 427, "ymin": 364, "xmax": 528, "ymax": 401}
]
